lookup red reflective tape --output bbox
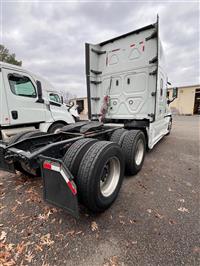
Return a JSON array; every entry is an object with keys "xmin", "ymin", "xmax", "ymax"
[
  {"xmin": 111, "ymin": 48, "xmax": 120, "ymax": 52},
  {"xmin": 43, "ymin": 162, "xmax": 52, "ymax": 170},
  {"xmin": 142, "ymin": 45, "xmax": 145, "ymax": 51},
  {"xmin": 130, "ymin": 43, "xmax": 135, "ymax": 47},
  {"xmin": 60, "ymin": 168, "xmax": 77, "ymax": 196},
  {"xmin": 67, "ymin": 181, "xmax": 77, "ymax": 195}
]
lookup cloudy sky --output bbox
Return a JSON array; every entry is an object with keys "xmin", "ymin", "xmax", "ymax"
[{"xmin": 1, "ymin": 0, "xmax": 199, "ymax": 97}]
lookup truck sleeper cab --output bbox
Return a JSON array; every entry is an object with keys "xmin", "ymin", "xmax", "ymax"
[
  {"xmin": 86, "ymin": 16, "xmax": 173, "ymax": 149},
  {"xmin": 0, "ymin": 18, "xmax": 176, "ymax": 217}
]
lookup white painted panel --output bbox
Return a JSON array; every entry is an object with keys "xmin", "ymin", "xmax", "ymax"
[{"xmin": 88, "ymin": 25, "xmax": 158, "ymax": 121}]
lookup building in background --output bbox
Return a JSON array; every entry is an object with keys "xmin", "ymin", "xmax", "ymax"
[
  {"xmin": 168, "ymin": 84, "xmax": 200, "ymax": 115},
  {"xmin": 71, "ymin": 97, "xmax": 88, "ymax": 119}
]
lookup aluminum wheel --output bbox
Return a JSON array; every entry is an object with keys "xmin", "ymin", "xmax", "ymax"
[
  {"xmin": 100, "ymin": 157, "xmax": 121, "ymax": 197},
  {"xmin": 135, "ymin": 139, "xmax": 144, "ymax": 166},
  {"xmin": 54, "ymin": 128, "xmax": 62, "ymax": 133}
]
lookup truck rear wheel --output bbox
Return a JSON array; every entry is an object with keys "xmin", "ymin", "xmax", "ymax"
[
  {"xmin": 48, "ymin": 122, "xmax": 65, "ymax": 133},
  {"xmin": 10, "ymin": 131, "xmax": 46, "ymax": 177},
  {"xmin": 76, "ymin": 141, "xmax": 124, "ymax": 212},
  {"xmin": 110, "ymin": 128, "xmax": 128, "ymax": 145},
  {"xmin": 20, "ymin": 131, "xmax": 47, "ymax": 176},
  {"xmin": 121, "ymin": 130, "xmax": 146, "ymax": 175},
  {"xmin": 20, "ymin": 130, "xmax": 47, "ymax": 141},
  {"xmin": 8, "ymin": 131, "xmax": 33, "ymax": 145},
  {"xmin": 63, "ymin": 138, "xmax": 97, "ymax": 177}
]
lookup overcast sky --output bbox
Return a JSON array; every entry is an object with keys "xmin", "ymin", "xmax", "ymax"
[{"xmin": 1, "ymin": 0, "xmax": 199, "ymax": 97}]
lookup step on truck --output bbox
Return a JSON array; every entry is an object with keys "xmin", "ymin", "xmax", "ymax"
[
  {"xmin": 0, "ymin": 62, "xmax": 79, "ymax": 141},
  {"xmin": 0, "ymin": 17, "xmax": 177, "ymax": 217}
]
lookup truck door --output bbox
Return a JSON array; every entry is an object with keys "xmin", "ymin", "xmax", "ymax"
[{"xmin": 2, "ymin": 68, "xmax": 46, "ymax": 125}]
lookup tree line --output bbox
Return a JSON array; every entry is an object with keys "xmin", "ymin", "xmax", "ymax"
[{"xmin": 0, "ymin": 44, "xmax": 22, "ymax": 66}]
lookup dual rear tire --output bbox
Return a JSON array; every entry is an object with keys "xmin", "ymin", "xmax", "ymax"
[
  {"xmin": 63, "ymin": 139, "xmax": 124, "ymax": 213},
  {"xmin": 110, "ymin": 128, "xmax": 146, "ymax": 175},
  {"xmin": 10, "ymin": 128, "xmax": 146, "ymax": 213},
  {"xmin": 63, "ymin": 128, "xmax": 146, "ymax": 212}
]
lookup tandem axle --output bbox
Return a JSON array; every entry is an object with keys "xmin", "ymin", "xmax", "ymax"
[{"xmin": 0, "ymin": 121, "xmax": 153, "ymax": 217}]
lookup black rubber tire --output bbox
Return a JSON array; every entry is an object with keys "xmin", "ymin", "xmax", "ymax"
[
  {"xmin": 8, "ymin": 131, "xmax": 33, "ymax": 145},
  {"xmin": 110, "ymin": 128, "xmax": 128, "ymax": 145},
  {"xmin": 63, "ymin": 138, "xmax": 97, "ymax": 178},
  {"xmin": 76, "ymin": 141, "xmax": 125, "ymax": 213},
  {"xmin": 48, "ymin": 122, "xmax": 65, "ymax": 133},
  {"xmin": 121, "ymin": 130, "xmax": 146, "ymax": 175},
  {"xmin": 20, "ymin": 130, "xmax": 47, "ymax": 141},
  {"xmin": 15, "ymin": 130, "xmax": 46, "ymax": 177}
]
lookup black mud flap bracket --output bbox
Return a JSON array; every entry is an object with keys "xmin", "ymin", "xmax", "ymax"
[
  {"xmin": 40, "ymin": 156, "xmax": 79, "ymax": 218},
  {"xmin": 0, "ymin": 144, "xmax": 15, "ymax": 173}
]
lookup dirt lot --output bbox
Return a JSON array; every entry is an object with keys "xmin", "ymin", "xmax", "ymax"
[{"xmin": 0, "ymin": 116, "xmax": 199, "ymax": 266}]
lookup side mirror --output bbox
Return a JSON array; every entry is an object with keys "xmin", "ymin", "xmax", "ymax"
[
  {"xmin": 172, "ymin": 87, "xmax": 178, "ymax": 98},
  {"xmin": 36, "ymin": 80, "xmax": 44, "ymax": 103},
  {"xmin": 68, "ymin": 101, "xmax": 75, "ymax": 110}
]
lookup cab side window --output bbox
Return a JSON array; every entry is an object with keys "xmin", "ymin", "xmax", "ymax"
[
  {"xmin": 49, "ymin": 93, "xmax": 61, "ymax": 103},
  {"xmin": 8, "ymin": 74, "xmax": 37, "ymax": 98}
]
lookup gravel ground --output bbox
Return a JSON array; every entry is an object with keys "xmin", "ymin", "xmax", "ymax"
[{"xmin": 0, "ymin": 115, "xmax": 199, "ymax": 266}]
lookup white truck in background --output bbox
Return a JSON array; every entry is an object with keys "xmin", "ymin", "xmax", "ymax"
[{"xmin": 0, "ymin": 61, "xmax": 79, "ymax": 141}]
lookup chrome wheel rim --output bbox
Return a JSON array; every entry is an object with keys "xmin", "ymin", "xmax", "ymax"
[
  {"xmin": 100, "ymin": 157, "xmax": 120, "ymax": 197},
  {"xmin": 135, "ymin": 139, "xmax": 144, "ymax": 166},
  {"xmin": 54, "ymin": 128, "xmax": 61, "ymax": 133}
]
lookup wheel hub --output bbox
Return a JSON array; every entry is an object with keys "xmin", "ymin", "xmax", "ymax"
[
  {"xmin": 135, "ymin": 139, "xmax": 144, "ymax": 166},
  {"xmin": 100, "ymin": 157, "xmax": 120, "ymax": 197}
]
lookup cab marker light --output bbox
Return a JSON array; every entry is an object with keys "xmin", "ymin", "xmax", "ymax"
[
  {"xmin": 111, "ymin": 48, "xmax": 120, "ymax": 52},
  {"xmin": 139, "ymin": 41, "xmax": 145, "ymax": 52}
]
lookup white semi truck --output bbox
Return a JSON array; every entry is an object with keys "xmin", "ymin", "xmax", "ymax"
[
  {"xmin": 0, "ymin": 18, "xmax": 177, "ymax": 217},
  {"xmin": 0, "ymin": 62, "xmax": 79, "ymax": 140}
]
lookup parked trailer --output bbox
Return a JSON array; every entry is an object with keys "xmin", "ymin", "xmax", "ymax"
[{"xmin": 0, "ymin": 18, "xmax": 177, "ymax": 217}]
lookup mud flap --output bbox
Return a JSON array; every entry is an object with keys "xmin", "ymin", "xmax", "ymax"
[
  {"xmin": 0, "ymin": 145, "xmax": 15, "ymax": 173},
  {"xmin": 40, "ymin": 158, "xmax": 79, "ymax": 218}
]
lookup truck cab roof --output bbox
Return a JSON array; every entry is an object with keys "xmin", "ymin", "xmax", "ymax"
[
  {"xmin": 0, "ymin": 61, "xmax": 60, "ymax": 94},
  {"xmin": 0, "ymin": 61, "xmax": 28, "ymax": 72}
]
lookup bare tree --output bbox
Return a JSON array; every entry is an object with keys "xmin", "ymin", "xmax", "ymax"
[
  {"xmin": 59, "ymin": 89, "xmax": 77, "ymax": 103},
  {"xmin": 0, "ymin": 44, "xmax": 22, "ymax": 66}
]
